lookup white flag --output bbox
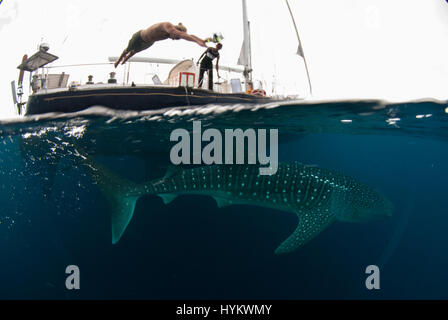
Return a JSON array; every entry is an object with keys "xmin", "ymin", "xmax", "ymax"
[{"xmin": 297, "ymin": 43, "xmax": 304, "ymax": 58}]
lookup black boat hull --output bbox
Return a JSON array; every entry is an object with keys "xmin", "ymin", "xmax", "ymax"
[{"xmin": 25, "ymin": 86, "xmax": 274, "ymax": 115}]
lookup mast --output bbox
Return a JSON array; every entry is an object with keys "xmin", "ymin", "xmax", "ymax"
[
  {"xmin": 16, "ymin": 54, "xmax": 28, "ymax": 115},
  {"xmin": 242, "ymin": 0, "xmax": 252, "ymax": 91}
]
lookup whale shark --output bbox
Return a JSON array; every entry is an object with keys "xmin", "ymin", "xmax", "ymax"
[{"xmin": 77, "ymin": 151, "xmax": 393, "ymax": 253}]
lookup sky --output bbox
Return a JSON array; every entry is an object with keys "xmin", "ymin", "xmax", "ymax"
[{"xmin": 0, "ymin": 0, "xmax": 448, "ymax": 118}]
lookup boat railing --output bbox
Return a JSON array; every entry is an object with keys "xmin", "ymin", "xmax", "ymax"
[
  {"xmin": 32, "ymin": 62, "xmax": 116, "ymax": 93},
  {"xmin": 26, "ymin": 55, "xmax": 250, "ymax": 98},
  {"xmin": 110, "ymin": 56, "xmax": 247, "ymax": 93},
  {"xmin": 37, "ymin": 57, "xmax": 244, "ymax": 89}
]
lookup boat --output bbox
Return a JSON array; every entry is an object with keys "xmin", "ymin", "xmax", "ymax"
[
  {"xmin": 12, "ymin": 0, "xmax": 309, "ymax": 116},
  {"xmin": 23, "ymin": 76, "xmax": 273, "ymax": 116}
]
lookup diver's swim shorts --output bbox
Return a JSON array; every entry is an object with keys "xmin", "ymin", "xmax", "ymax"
[{"xmin": 126, "ymin": 30, "xmax": 152, "ymax": 53}]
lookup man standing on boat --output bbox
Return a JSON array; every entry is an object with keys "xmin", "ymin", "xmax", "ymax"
[
  {"xmin": 197, "ymin": 43, "xmax": 222, "ymax": 90},
  {"xmin": 114, "ymin": 22, "xmax": 207, "ymax": 68}
]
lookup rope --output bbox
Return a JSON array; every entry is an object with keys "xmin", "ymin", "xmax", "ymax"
[
  {"xmin": 45, "ymin": 62, "xmax": 114, "ymax": 69},
  {"xmin": 184, "ymin": 86, "xmax": 191, "ymax": 106}
]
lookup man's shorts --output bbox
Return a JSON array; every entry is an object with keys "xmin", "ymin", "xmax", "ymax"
[
  {"xmin": 200, "ymin": 56, "xmax": 213, "ymax": 70},
  {"xmin": 126, "ymin": 30, "xmax": 152, "ymax": 53}
]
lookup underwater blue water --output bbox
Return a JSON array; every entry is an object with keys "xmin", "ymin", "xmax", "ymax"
[{"xmin": 0, "ymin": 99, "xmax": 447, "ymax": 299}]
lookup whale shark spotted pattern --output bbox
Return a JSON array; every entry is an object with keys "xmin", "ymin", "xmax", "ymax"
[{"xmin": 79, "ymin": 152, "xmax": 393, "ymax": 253}]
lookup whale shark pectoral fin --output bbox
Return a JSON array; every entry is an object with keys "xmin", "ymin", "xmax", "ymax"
[
  {"xmin": 111, "ymin": 196, "xmax": 139, "ymax": 244},
  {"xmin": 274, "ymin": 209, "xmax": 335, "ymax": 254},
  {"xmin": 158, "ymin": 193, "xmax": 178, "ymax": 205},
  {"xmin": 213, "ymin": 197, "xmax": 234, "ymax": 208}
]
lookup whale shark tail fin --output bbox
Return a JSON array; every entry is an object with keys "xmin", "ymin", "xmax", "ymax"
[
  {"xmin": 275, "ymin": 209, "xmax": 335, "ymax": 254},
  {"xmin": 75, "ymin": 150, "xmax": 144, "ymax": 244}
]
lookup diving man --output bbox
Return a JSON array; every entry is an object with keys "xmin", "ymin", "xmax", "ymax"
[{"xmin": 114, "ymin": 22, "xmax": 207, "ymax": 68}]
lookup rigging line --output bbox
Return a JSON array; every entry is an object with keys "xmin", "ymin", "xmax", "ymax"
[
  {"xmin": 284, "ymin": 0, "xmax": 313, "ymax": 96},
  {"xmin": 46, "ymin": 62, "xmax": 114, "ymax": 69},
  {"xmin": 126, "ymin": 62, "xmax": 131, "ymax": 85},
  {"xmin": 183, "ymin": 86, "xmax": 191, "ymax": 106}
]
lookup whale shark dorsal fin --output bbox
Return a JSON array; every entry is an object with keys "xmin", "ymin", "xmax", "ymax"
[
  {"xmin": 158, "ymin": 193, "xmax": 178, "ymax": 204},
  {"xmin": 275, "ymin": 209, "xmax": 336, "ymax": 254},
  {"xmin": 164, "ymin": 165, "xmax": 182, "ymax": 179},
  {"xmin": 214, "ymin": 197, "xmax": 234, "ymax": 208}
]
